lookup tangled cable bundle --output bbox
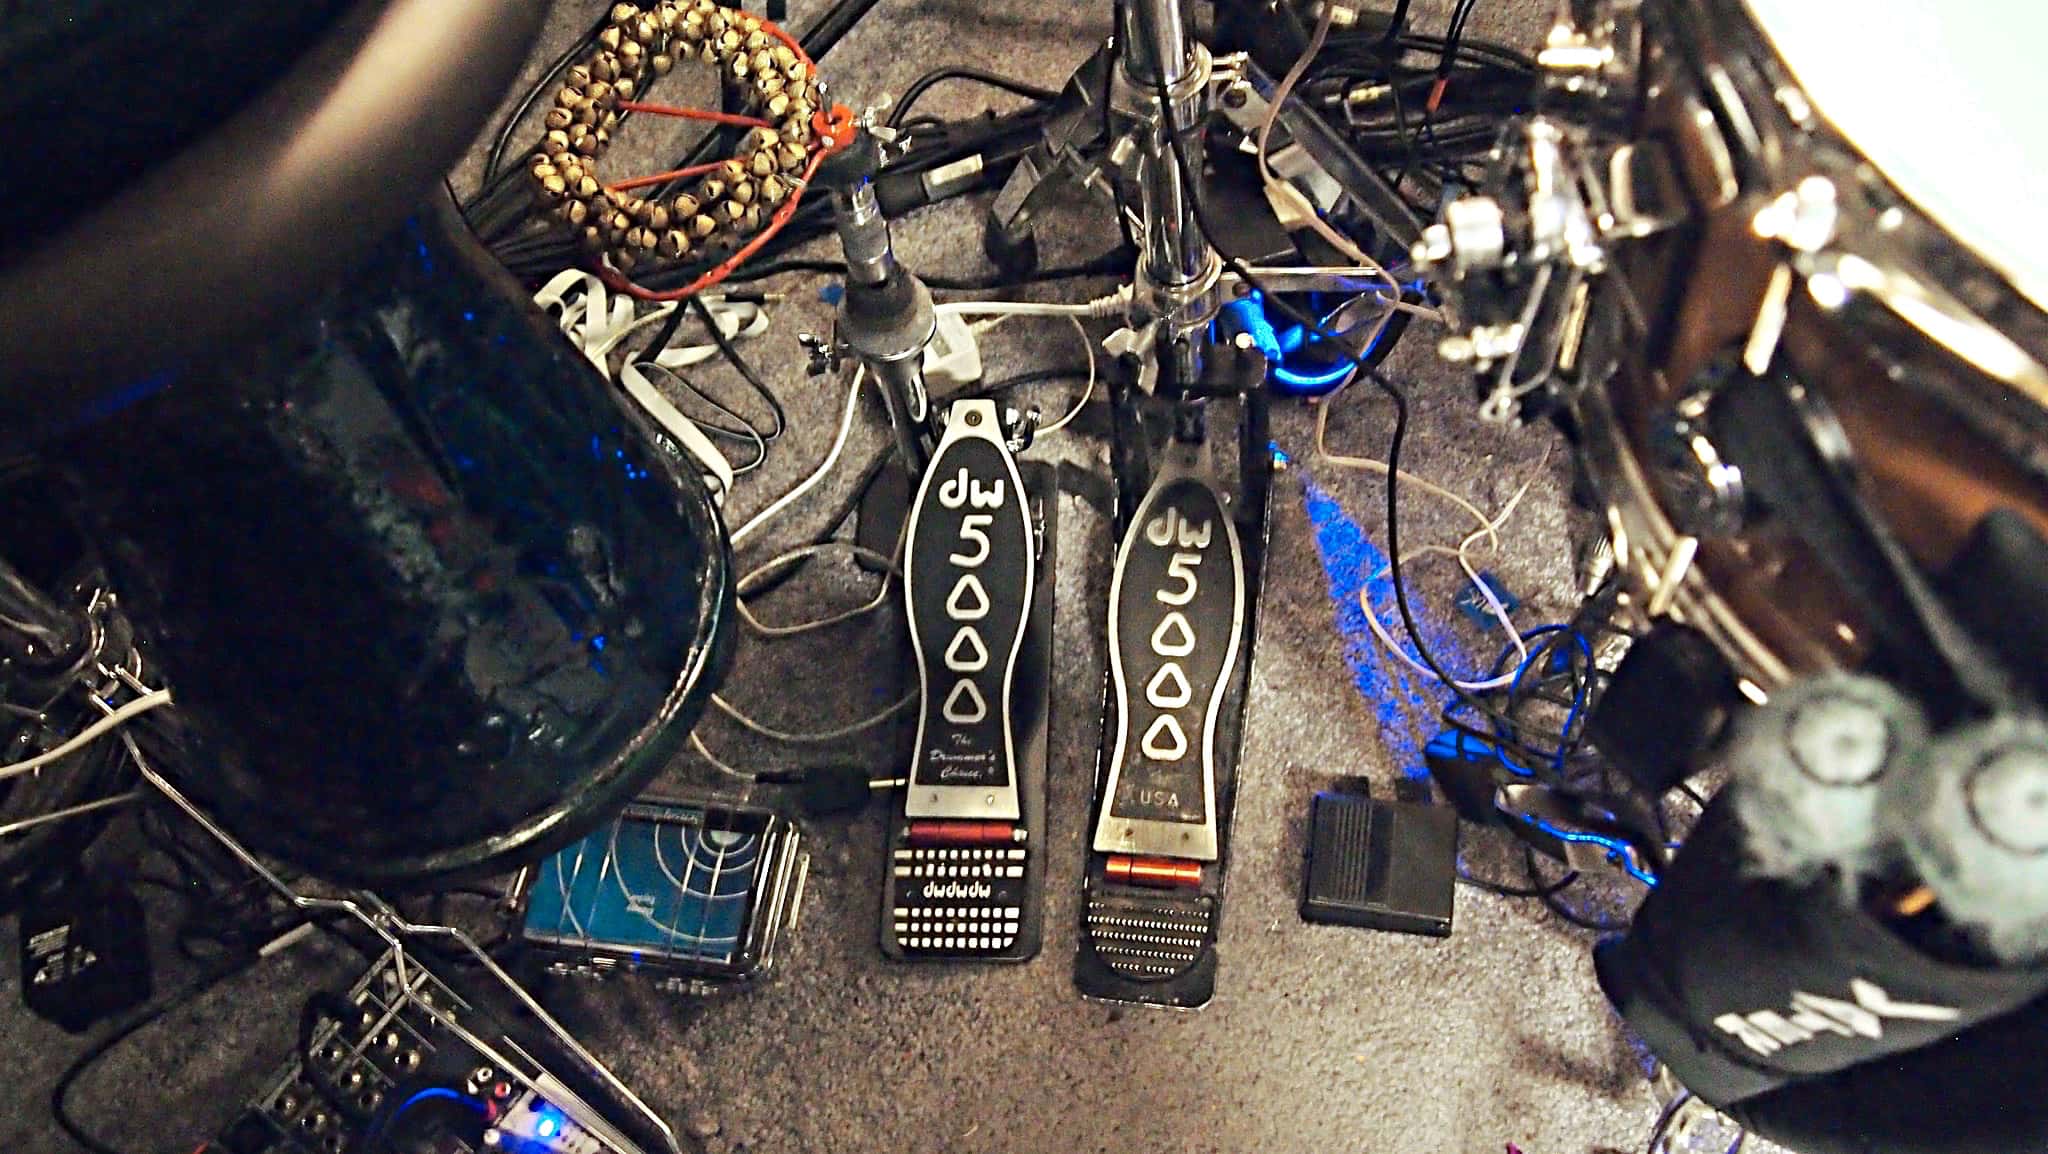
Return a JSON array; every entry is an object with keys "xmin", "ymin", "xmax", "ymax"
[{"xmin": 527, "ymin": 1, "xmax": 828, "ymax": 282}]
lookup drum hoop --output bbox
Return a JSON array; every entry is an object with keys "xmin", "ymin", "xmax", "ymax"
[
  {"xmin": 1572, "ymin": 0, "xmax": 2048, "ymax": 691},
  {"xmin": 1663, "ymin": 0, "xmax": 2048, "ymax": 436},
  {"xmin": 1575, "ymin": 362, "xmax": 1792, "ymax": 694}
]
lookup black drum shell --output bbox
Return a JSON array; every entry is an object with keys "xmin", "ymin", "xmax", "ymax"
[{"xmin": 56, "ymin": 201, "xmax": 734, "ymax": 887}]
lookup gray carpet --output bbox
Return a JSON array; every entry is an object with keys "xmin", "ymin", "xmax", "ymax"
[{"xmin": 1, "ymin": 2, "xmax": 1709, "ymax": 1151}]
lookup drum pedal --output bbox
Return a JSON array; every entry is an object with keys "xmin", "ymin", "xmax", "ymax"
[
  {"xmin": 1079, "ymin": 441, "xmax": 1250, "ymax": 1006},
  {"xmin": 883, "ymin": 406, "xmax": 1053, "ymax": 963}
]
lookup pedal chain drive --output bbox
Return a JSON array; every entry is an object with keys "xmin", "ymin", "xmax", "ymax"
[{"xmin": 888, "ymin": 400, "xmax": 1040, "ymax": 961}]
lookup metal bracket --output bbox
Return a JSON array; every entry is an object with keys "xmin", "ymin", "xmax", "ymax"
[{"xmin": 99, "ymin": 667, "xmax": 681, "ymax": 1154}]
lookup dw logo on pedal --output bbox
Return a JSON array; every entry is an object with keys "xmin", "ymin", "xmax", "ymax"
[
  {"xmin": 936, "ymin": 468, "xmax": 1008, "ymax": 726},
  {"xmin": 1139, "ymin": 505, "xmax": 1215, "ymax": 763},
  {"xmin": 939, "ymin": 468, "xmax": 1006, "ymax": 510}
]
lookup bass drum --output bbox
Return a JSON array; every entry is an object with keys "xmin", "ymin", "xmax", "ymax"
[
  {"xmin": 1566, "ymin": 2, "xmax": 2048, "ymax": 1151},
  {"xmin": 1581, "ymin": 0, "xmax": 2048, "ymax": 704},
  {"xmin": 55, "ymin": 198, "xmax": 734, "ymax": 888}
]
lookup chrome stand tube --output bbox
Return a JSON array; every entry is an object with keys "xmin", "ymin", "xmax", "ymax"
[
  {"xmin": 1118, "ymin": 0, "xmax": 1223, "ymax": 388},
  {"xmin": 826, "ymin": 130, "xmax": 938, "ymax": 469}
]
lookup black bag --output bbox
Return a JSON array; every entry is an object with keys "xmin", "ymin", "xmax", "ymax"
[{"xmin": 1597, "ymin": 791, "xmax": 2048, "ymax": 1153}]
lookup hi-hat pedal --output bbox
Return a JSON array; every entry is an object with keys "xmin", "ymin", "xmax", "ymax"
[{"xmin": 883, "ymin": 400, "xmax": 1052, "ymax": 962}]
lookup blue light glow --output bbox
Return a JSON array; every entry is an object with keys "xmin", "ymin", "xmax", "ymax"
[
  {"xmin": 74, "ymin": 370, "xmax": 177, "ymax": 426},
  {"xmin": 1519, "ymin": 814, "xmax": 1660, "ymax": 887},
  {"xmin": 1272, "ymin": 360, "xmax": 1357, "ymax": 391},
  {"xmin": 379, "ymin": 1085, "xmax": 487, "ymax": 1140},
  {"xmin": 1237, "ymin": 291, "xmax": 1408, "ymax": 397},
  {"xmin": 1298, "ymin": 472, "xmax": 1439, "ymax": 771}
]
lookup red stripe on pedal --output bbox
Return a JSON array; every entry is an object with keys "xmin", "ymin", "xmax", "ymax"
[
  {"xmin": 906, "ymin": 821, "xmax": 1024, "ymax": 847},
  {"xmin": 1106, "ymin": 855, "xmax": 1203, "ymax": 889}
]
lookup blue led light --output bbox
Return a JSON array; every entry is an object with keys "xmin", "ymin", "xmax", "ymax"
[
  {"xmin": 74, "ymin": 370, "xmax": 177, "ymax": 426},
  {"xmin": 1248, "ymin": 292, "xmax": 1399, "ymax": 397},
  {"xmin": 1272, "ymin": 360, "xmax": 1358, "ymax": 391},
  {"xmin": 1517, "ymin": 814, "xmax": 1660, "ymax": 888},
  {"xmin": 537, "ymin": 1115, "xmax": 560, "ymax": 1139},
  {"xmin": 373, "ymin": 1086, "xmax": 486, "ymax": 1142},
  {"xmin": 1299, "ymin": 473, "xmax": 1438, "ymax": 769}
]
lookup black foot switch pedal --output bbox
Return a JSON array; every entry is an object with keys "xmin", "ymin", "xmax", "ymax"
[
  {"xmin": 883, "ymin": 400, "xmax": 1051, "ymax": 962},
  {"xmin": 1079, "ymin": 442, "xmax": 1247, "ymax": 1006}
]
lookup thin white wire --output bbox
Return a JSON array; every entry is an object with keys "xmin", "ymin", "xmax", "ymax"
[
  {"xmin": 708, "ymin": 538, "xmax": 912, "ymax": 742},
  {"xmin": 1033, "ymin": 317, "xmax": 1100, "ymax": 437},
  {"xmin": 1312, "ymin": 375, "xmax": 1502, "ymax": 553},
  {"xmin": 730, "ymin": 364, "xmax": 866, "ymax": 547},
  {"xmin": 1252, "ymin": 7, "xmax": 1439, "ymax": 323},
  {"xmin": 707, "ymin": 688, "xmax": 915, "ymax": 743},
  {"xmin": 0, "ymin": 690, "xmax": 172, "ymax": 781},
  {"xmin": 950, "ymin": 312, "xmax": 1098, "ymax": 438},
  {"xmin": 688, "ymin": 732, "xmax": 759, "ymax": 782},
  {"xmin": 734, "ymin": 542, "xmax": 902, "ymax": 637},
  {"xmin": 1355, "ymin": 458, "xmax": 1550, "ymax": 691},
  {"xmin": 1310, "ymin": 362, "xmax": 1558, "ymax": 689}
]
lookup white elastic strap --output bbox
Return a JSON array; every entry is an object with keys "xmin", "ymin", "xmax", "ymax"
[
  {"xmin": 730, "ymin": 364, "xmax": 866, "ymax": 547},
  {"xmin": 620, "ymin": 361, "xmax": 736, "ymax": 502}
]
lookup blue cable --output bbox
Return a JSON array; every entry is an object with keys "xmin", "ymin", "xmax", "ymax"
[
  {"xmin": 1502, "ymin": 628, "xmax": 1593, "ymax": 771},
  {"xmin": 1517, "ymin": 814, "xmax": 1660, "ymax": 888},
  {"xmin": 1435, "ymin": 624, "xmax": 1660, "ymax": 888},
  {"xmin": 1433, "ymin": 624, "xmax": 1582, "ymax": 777},
  {"xmin": 1222, "ymin": 290, "xmax": 1413, "ymax": 395},
  {"xmin": 367, "ymin": 1086, "xmax": 488, "ymax": 1148}
]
